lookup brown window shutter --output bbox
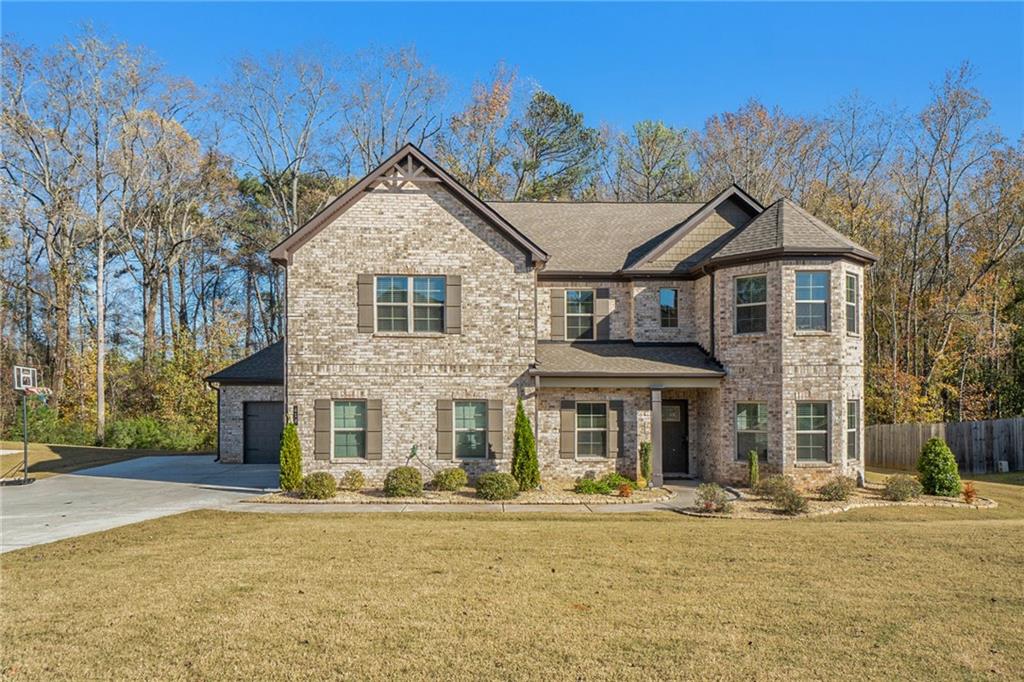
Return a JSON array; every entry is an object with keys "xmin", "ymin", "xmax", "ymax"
[
  {"xmin": 436, "ymin": 399, "xmax": 453, "ymax": 460},
  {"xmin": 559, "ymin": 400, "xmax": 576, "ymax": 458},
  {"xmin": 596, "ymin": 288, "xmax": 612, "ymax": 340},
  {"xmin": 445, "ymin": 275, "xmax": 462, "ymax": 334},
  {"xmin": 314, "ymin": 399, "xmax": 331, "ymax": 460},
  {"xmin": 487, "ymin": 399, "xmax": 503, "ymax": 458},
  {"xmin": 357, "ymin": 274, "xmax": 374, "ymax": 333},
  {"xmin": 550, "ymin": 288, "xmax": 565, "ymax": 340},
  {"xmin": 607, "ymin": 400, "xmax": 623, "ymax": 458},
  {"xmin": 366, "ymin": 399, "xmax": 382, "ymax": 460}
]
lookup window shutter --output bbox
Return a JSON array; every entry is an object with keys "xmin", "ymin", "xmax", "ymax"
[
  {"xmin": 487, "ymin": 399, "xmax": 503, "ymax": 458},
  {"xmin": 550, "ymin": 289, "xmax": 565, "ymax": 340},
  {"xmin": 445, "ymin": 275, "xmax": 462, "ymax": 334},
  {"xmin": 314, "ymin": 399, "xmax": 331, "ymax": 460},
  {"xmin": 366, "ymin": 399, "xmax": 382, "ymax": 460},
  {"xmin": 559, "ymin": 400, "xmax": 576, "ymax": 458},
  {"xmin": 608, "ymin": 400, "xmax": 623, "ymax": 458},
  {"xmin": 596, "ymin": 288, "xmax": 612, "ymax": 340},
  {"xmin": 357, "ymin": 274, "xmax": 374, "ymax": 333},
  {"xmin": 436, "ymin": 399, "xmax": 453, "ymax": 460}
]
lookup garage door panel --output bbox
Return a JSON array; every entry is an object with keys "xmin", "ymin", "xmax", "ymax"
[{"xmin": 243, "ymin": 401, "xmax": 284, "ymax": 464}]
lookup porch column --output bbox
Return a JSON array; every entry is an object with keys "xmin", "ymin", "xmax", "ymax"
[{"xmin": 651, "ymin": 388, "xmax": 663, "ymax": 487}]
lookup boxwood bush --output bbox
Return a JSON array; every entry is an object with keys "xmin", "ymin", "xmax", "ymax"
[
  {"xmin": 753, "ymin": 474, "xmax": 793, "ymax": 500},
  {"xmin": 383, "ymin": 466, "xmax": 423, "ymax": 497},
  {"xmin": 695, "ymin": 483, "xmax": 732, "ymax": 513},
  {"xmin": 432, "ymin": 467, "xmax": 468, "ymax": 492},
  {"xmin": 883, "ymin": 474, "xmax": 923, "ymax": 501},
  {"xmin": 338, "ymin": 470, "xmax": 365, "ymax": 491},
  {"xmin": 300, "ymin": 472, "xmax": 337, "ymax": 500},
  {"xmin": 916, "ymin": 437, "xmax": 961, "ymax": 496},
  {"xmin": 574, "ymin": 478, "xmax": 613, "ymax": 495},
  {"xmin": 818, "ymin": 476, "xmax": 856, "ymax": 501},
  {"xmin": 476, "ymin": 472, "xmax": 519, "ymax": 500},
  {"xmin": 773, "ymin": 487, "xmax": 808, "ymax": 515}
]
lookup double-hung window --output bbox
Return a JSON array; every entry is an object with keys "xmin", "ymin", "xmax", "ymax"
[
  {"xmin": 454, "ymin": 400, "xmax": 487, "ymax": 459},
  {"xmin": 845, "ymin": 273, "xmax": 859, "ymax": 334},
  {"xmin": 796, "ymin": 402, "xmax": 829, "ymax": 461},
  {"xmin": 735, "ymin": 275, "xmax": 767, "ymax": 334},
  {"xmin": 659, "ymin": 288, "xmax": 678, "ymax": 328},
  {"xmin": 735, "ymin": 403, "xmax": 768, "ymax": 461},
  {"xmin": 847, "ymin": 400, "xmax": 859, "ymax": 460},
  {"xmin": 576, "ymin": 402, "xmax": 607, "ymax": 457},
  {"xmin": 333, "ymin": 400, "xmax": 366, "ymax": 458},
  {"xmin": 375, "ymin": 276, "xmax": 445, "ymax": 333},
  {"xmin": 566, "ymin": 290, "xmax": 595, "ymax": 340},
  {"xmin": 795, "ymin": 272, "xmax": 829, "ymax": 331}
]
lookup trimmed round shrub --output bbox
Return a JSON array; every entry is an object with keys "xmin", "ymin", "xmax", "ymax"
[
  {"xmin": 599, "ymin": 472, "xmax": 635, "ymax": 490},
  {"xmin": 883, "ymin": 474, "xmax": 923, "ymax": 501},
  {"xmin": 819, "ymin": 476, "xmax": 856, "ymax": 502},
  {"xmin": 916, "ymin": 437, "xmax": 961, "ymax": 496},
  {"xmin": 773, "ymin": 488, "xmax": 808, "ymax": 515},
  {"xmin": 383, "ymin": 466, "xmax": 423, "ymax": 497},
  {"xmin": 695, "ymin": 483, "xmax": 733, "ymax": 514},
  {"xmin": 338, "ymin": 470, "xmax": 365, "ymax": 491},
  {"xmin": 300, "ymin": 472, "xmax": 337, "ymax": 500},
  {"xmin": 574, "ymin": 477, "xmax": 613, "ymax": 495},
  {"xmin": 476, "ymin": 472, "xmax": 519, "ymax": 500},
  {"xmin": 753, "ymin": 474, "xmax": 793, "ymax": 500},
  {"xmin": 432, "ymin": 467, "xmax": 469, "ymax": 492}
]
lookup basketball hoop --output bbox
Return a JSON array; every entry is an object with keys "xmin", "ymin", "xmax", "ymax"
[{"xmin": 8, "ymin": 365, "xmax": 42, "ymax": 485}]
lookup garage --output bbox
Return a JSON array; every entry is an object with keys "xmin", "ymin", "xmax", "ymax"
[{"xmin": 243, "ymin": 401, "xmax": 284, "ymax": 463}]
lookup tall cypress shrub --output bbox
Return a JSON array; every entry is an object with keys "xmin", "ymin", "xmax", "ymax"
[
  {"xmin": 279, "ymin": 422, "xmax": 302, "ymax": 492},
  {"xmin": 916, "ymin": 437, "xmax": 961, "ymax": 496},
  {"xmin": 747, "ymin": 450, "xmax": 760, "ymax": 487},
  {"xmin": 511, "ymin": 398, "xmax": 540, "ymax": 491}
]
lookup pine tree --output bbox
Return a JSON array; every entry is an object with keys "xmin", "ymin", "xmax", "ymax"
[
  {"xmin": 279, "ymin": 422, "xmax": 302, "ymax": 492},
  {"xmin": 511, "ymin": 398, "xmax": 540, "ymax": 490}
]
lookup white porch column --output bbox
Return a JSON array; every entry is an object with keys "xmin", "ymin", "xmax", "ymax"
[{"xmin": 651, "ymin": 388, "xmax": 663, "ymax": 487}]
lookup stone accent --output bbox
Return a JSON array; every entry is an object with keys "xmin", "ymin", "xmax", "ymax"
[{"xmin": 217, "ymin": 384, "xmax": 285, "ymax": 464}]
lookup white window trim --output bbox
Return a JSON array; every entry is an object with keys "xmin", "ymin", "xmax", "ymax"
[
  {"xmin": 575, "ymin": 400, "xmax": 609, "ymax": 459},
  {"xmin": 373, "ymin": 275, "xmax": 446, "ymax": 334},
  {"xmin": 453, "ymin": 399, "xmax": 488, "ymax": 460},
  {"xmin": 795, "ymin": 401, "xmax": 831, "ymax": 463},
  {"xmin": 845, "ymin": 272, "xmax": 860, "ymax": 336},
  {"xmin": 735, "ymin": 402, "xmax": 769, "ymax": 461},
  {"xmin": 846, "ymin": 399, "xmax": 860, "ymax": 460},
  {"xmin": 565, "ymin": 288, "xmax": 596, "ymax": 341},
  {"xmin": 795, "ymin": 271, "xmax": 831, "ymax": 333},
  {"xmin": 734, "ymin": 274, "xmax": 768, "ymax": 335},
  {"xmin": 659, "ymin": 287, "xmax": 679, "ymax": 328},
  {"xmin": 331, "ymin": 399, "xmax": 367, "ymax": 461}
]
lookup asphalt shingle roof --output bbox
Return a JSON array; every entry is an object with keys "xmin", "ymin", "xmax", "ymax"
[
  {"xmin": 532, "ymin": 342, "xmax": 724, "ymax": 377},
  {"xmin": 205, "ymin": 341, "xmax": 283, "ymax": 384}
]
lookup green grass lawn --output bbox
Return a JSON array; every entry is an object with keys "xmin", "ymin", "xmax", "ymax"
[
  {"xmin": 0, "ymin": 441, "xmax": 207, "ymax": 480},
  {"xmin": 1, "ymin": 475, "xmax": 1022, "ymax": 680}
]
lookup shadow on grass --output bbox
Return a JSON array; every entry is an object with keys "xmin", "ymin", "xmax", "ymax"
[{"xmin": 0, "ymin": 441, "xmax": 209, "ymax": 479}]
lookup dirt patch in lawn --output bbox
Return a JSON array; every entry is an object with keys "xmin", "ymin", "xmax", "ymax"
[{"xmin": 248, "ymin": 481, "xmax": 673, "ymax": 505}]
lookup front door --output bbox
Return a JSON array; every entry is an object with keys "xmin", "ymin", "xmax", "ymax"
[{"xmin": 661, "ymin": 400, "xmax": 689, "ymax": 476}]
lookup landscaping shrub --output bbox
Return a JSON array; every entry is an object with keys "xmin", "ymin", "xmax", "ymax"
[
  {"xmin": 300, "ymin": 471, "xmax": 337, "ymax": 500},
  {"xmin": 618, "ymin": 483, "xmax": 633, "ymax": 498},
  {"xmin": 819, "ymin": 476, "xmax": 856, "ymax": 502},
  {"xmin": 639, "ymin": 441, "xmax": 652, "ymax": 486},
  {"xmin": 599, "ymin": 472, "xmax": 635, "ymax": 490},
  {"xmin": 383, "ymin": 466, "xmax": 423, "ymax": 497},
  {"xmin": 916, "ymin": 437, "xmax": 961, "ymax": 496},
  {"xmin": 747, "ymin": 450, "xmax": 760, "ymax": 488},
  {"xmin": 510, "ymin": 398, "xmax": 540, "ymax": 491},
  {"xmin": 882, "ymin": 474, "xmax": 923, "ymax": 501},
  {"xmin": 962, "ymin": 481, "xmax": 978, "ymax": 505},
  {"xmin": 8, "ymin": 404, "xmax": 95, "ymax": 446},
  {"xmin": 773, "ymin": 488, "xmax": 808, "ymax": 515},
  {"xmin": 338, "ymin": 470, "xmax": 365, "ymax": 491},
  {"xmin": 279, "ymin": 423, "xmax": 302, "ymax": 492},
  {"xmin": 103, "ymin": 416, "xmax": 204, "ymax": 451},
  {"xmin": 753, "ymin": 474, "xmax": 793, "ymax": 500},
  {"xmin": 432, "ymin": 467, "xmax": 468, "ymax": 492},
  {"xmin": 695, "ymin": 483, "xmax": 733, "ymax": 513},
  {"xmin": 574, "ymin": 477, "xmax": 613, "ymax": 495},
  {"xmin": 475, "ymin": 472, "xmax": 519, "ymax": 500}
]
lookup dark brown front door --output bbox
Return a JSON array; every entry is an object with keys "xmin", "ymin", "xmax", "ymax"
[{"xmin": 662, "ymin": 400, "xmax": 689, "ymax": 475}]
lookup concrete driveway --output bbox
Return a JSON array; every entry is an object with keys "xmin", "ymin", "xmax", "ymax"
[{"xmin": 0, "ymin": 455, "xmax": 277, "ymax": 553}]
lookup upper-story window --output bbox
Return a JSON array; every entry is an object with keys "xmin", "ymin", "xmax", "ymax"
[
  {"xmin": 845, "ymin": 273, "xmax": 859, "ymax": 334},
  {"xmin": 376, "ymin": 276, "xmax": 445, "ymax": 333},
  {"xmin": 795, "ymin": 271, "xmax": 829, "ymax": 331},
  {"xmin": 566, "ymin": 290, "xmax": 595, "ymax": 340},
  {"xmin": 659, "ymin": 288, "xmax": 678, "ymax": 328},
  {"xmin": 735, "ymin": 275, "xmax": 767, "ymax": 334}
]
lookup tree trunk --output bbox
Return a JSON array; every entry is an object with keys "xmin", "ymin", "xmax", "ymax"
[{"xmin": 96, "ymin": 233, "xmax": 106, "ymax": 442}]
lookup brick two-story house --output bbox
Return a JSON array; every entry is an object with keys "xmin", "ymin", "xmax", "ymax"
[{"xmin": 206, "ymin": 144, "xmax": 876, "ymax": 488}]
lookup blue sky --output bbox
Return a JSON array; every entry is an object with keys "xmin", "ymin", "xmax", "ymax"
[{"xmin": 3, "ymin": 2, "xmax": 1023, "ymax": 138}]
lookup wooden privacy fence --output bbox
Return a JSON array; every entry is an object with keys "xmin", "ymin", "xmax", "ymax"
[{"xmin": 866, "ymin": 418, "xmax": 1024, "ymax": 473}]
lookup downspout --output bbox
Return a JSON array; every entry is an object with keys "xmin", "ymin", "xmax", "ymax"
[{"xmin": 207, "ymin": 381, "xmax": 221, "ymax": 462}]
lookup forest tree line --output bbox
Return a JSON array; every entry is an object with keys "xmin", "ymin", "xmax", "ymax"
[{"xmin": 1, "ymin": 29, "xmax": 1022, "ymax": 449}]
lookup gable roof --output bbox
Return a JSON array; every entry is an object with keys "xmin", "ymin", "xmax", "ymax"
[
  {"xmin": 708, "ymin": 198, "xmax": 877, "ymax": 264},
  {"xmin": 205, "ymin": 341, "xmax": 283, "ymax": 385},
  {"xmin": 269, "ymin": 144, "xmax": 548, "ymax": 266}
]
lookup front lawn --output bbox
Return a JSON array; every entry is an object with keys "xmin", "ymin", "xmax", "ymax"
[
  {"xmin": 0, "ymin": 441, "xmax": 206, "ymax": 480},
  {"xmin": 1, "ymin": 477, "xmax": 1022, "ymax": 680}
]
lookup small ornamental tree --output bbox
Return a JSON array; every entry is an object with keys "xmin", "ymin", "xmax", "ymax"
[
  {"xmin": 916, "ymin": 437, "xmax": 961, "ymax": 497},
  {"xmin": 511, "ymin": 398, "xmax": 540, "ymax": 491},
  {"xmin": 747, "ymin": 450, "xmax": 760, "ymax": 488},
  {"xmin": 639, "ymin": 441, "xmax": 652, "ymax": 486},
  {"xmin": 279, "ymin": 422, "xmax": 302, "ymax": 492}
]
